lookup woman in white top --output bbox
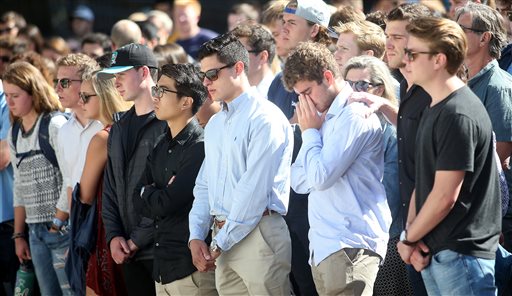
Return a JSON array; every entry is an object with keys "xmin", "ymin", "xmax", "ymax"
[{"xmin": 3, "ymin": 61, "xmax": 72, "ymax": 295}]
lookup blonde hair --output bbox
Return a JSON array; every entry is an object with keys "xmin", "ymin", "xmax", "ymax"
[
  {"xmin": 343, "ymin": 55, "xmax": 398, "ymax": 107},
  {"xmin": 82, "ymin": 70, "xmax": 132, "ymax": 126},
  {"xmin": 335, "ymin": 20, "xmax": 386, "ymax": 59},
  {"xmin": 3, "ymin": 61, "xmax": 62, "ymax": 122}
]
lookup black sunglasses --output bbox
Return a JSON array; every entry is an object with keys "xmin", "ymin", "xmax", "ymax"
[
  {"xmin": 198, "ymin": 63, "xmax": 235, "ymax": 81},
  {"xmin": 403, "ymin": 48, "xmax": 438, "ymax": 62},
  {"xmin": 53, "ymin": 78, "xmax": 82, "ymax": 89},
  {"xmin": 346, "ymin": 80, "xmax": 381, "ymax": 92},
  {"xmin": 79, "ymin": 92, "xmax": 97, "ymax": 104},
  {"xmin": 151, "ymin": 85, "xmax": 180, "ymax": 100}
]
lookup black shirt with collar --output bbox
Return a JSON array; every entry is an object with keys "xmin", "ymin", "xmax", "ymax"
[
  {"xmin": 133, "ymin": 118, "xmax": 204, "ymax": 284},
  {"xmin": 397, "ymin": 81, "xmax": 432, "ymax": 228}
]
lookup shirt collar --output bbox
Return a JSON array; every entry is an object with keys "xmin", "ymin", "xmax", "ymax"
[
  {"xmin": 222, "ymin": 87, "xmax": 257, "ymax": 114},
  {"xmin": 469, "ymin": 59, "xmax": 497, "ymax": 85},
  {"xmin": 326, "ymin": 81, "xmax": 352, "ymax": 119},
  {"xmin": 169, "ymin": 117, "xmax": 201, "ymax": 147}
]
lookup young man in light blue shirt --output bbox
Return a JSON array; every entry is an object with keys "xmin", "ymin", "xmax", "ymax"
[{"xmin": 282, "ymin": 41, "xmax": 392, "ymax": 295}]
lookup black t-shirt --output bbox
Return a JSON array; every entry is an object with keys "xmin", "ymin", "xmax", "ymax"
[
  {"xmin": 415, "ymin": 86, "xmax": 501, "ymax": 259},
  {"xmin": 126, "ymin": 111, "xmax": 152, "ymax": 160}
]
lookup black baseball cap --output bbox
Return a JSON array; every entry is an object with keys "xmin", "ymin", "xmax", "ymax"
[{"xmin": 98, "ymin": 43, "xmax": 158, "ymax": 79}]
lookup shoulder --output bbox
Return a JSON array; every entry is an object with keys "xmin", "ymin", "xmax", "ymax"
[
  {"xmin": 49, "ymin": 113, "xmax": 68, "ymax": 128},
  {"xmin": 88, "ymin": 130, "xmax": 109, "ymax": 152}
]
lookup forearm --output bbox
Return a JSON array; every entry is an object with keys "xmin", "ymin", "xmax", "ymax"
[
  {"xmin": 14, "ymin": 207, "xmax": 26, "ymax": 233},
  {"xmin": 0, "ymin": 140, "xmax": 10, "ymax": 170},
  {"xmin": 406, "ymin": 189, "xmax": 417, "ymax": 229},
  {"xmin": 379, "ymin": 101, "xmax": 399, "ymax": 127}
]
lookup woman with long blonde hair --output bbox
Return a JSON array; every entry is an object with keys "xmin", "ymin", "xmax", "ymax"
[
  {"xmin": 76, "ymin": 70, "xmax": 131, "ymax": 296},
  {"xmin": 3, "ymin": 61, "xmax": 72, "ymax": 295}
]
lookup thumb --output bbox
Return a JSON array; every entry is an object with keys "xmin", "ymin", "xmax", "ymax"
[
  {"xmin": 120, "ymin": 239, "xmax": 131, "ymax": 254},
  {"xmin": 201, "ymin": 244, "xmax": 211, "ymax": 260}
]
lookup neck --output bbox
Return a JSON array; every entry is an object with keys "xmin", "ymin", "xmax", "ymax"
[
  {"xmin": 168, "ymin": 116, "xmax": 193, "ymax": 138},
  {"xmin": 133, "ymin": 87, "xmax": 155, "ymax": 116},
  {"xmin": 181, "ymin": 25, "xmax": 200, "ymax": 40},
  {"xmin": 421, "ymin": 72, "xmax": 465, "ymax": 105},
  {"xmin": 249, "ymin": 66, "xmax": 272, "ymax": 87},
  {"xmin": 21, "ymin": 109, "xmax": 40, "ymax": 131},
  {"xmin": 224, "ymin": 79, "xmax": 252, "ymax": 104},
  {"xmin": 72, "ymin": 106, "xmax": 88, "ymax": 126},
  {"xmin": 465, "ymin": 52, "xmax": 494, "ymax": 79}
]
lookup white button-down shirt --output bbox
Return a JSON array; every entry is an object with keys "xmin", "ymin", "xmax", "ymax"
[
  {"xmin": 57, "ymin": 114, "xmax": 103, "ymax": 211},
  {"xmin": 189, "ymin": 87, "xmax": 293, "ymax": 251},
  {"xmin": 256, "ymin": 71, "xmax": 275, "ymax": 100},
  {"xmin": 291, "ymin": 83, "xmax": 391, "ymax": 266}
]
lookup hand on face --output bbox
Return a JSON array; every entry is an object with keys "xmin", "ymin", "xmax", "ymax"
[{"xmin": 296, "ymin": 94, "xmax": 325, "ymax": 132}]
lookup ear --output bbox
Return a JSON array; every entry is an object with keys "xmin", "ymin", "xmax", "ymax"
[
  {"xmin": 433, "ymin": 52, "xmax": 447, "ymax": 71},
  {"xmin": 259, "ymin": 50, "xmax": 269, "ymax": 65},
  {"xmin": 234, "ymin": 61, "xmax": 245, "ymax": 76},
  {"xmin": 140, "ymin": 66, "xmax": 150, "ymax": 79},
  {"xmin": 310, "ymin": 24, "xmax": 320, "ymax": 39},
  {"xmin": 363, "ymin": 49, "xmax": 375, "ymax": 57},
  {"xmin": 480, "ymin": 31, "xmax": 492, "ymax": 45},
  {"xmin": 182, "ymin": 96, "xmax": 194, "ymax": 111},
  {"xmin": 323, "ymin": 70, "xmax": 335, "ymax": 86}
]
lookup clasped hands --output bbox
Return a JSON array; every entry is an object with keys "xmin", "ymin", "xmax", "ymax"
[
  {"xmin": 189, "ymin": 239, "xmax": 220, "ymax": 272},
  {"xmin": 110, "ymin": 236, "xmax": 140, "ymax": 264},
  {"xmin": 397, "ymin": 240, "xmax": 431, "ymax": 272}
]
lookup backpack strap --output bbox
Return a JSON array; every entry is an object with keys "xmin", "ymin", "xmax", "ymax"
[{"xmin": 38, "ymin": 113, "xmax": 59, "ymax": 168}]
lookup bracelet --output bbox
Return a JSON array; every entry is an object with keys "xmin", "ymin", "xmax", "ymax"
[{"xmin": 11, "ymin": 232, "xmax": 25, "ymax": 240}]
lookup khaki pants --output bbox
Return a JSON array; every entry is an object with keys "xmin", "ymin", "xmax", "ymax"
[
  {"xmin": 214, "ymin": 214, "xmax": 291, "ymax": 296},
  {"xmin": 155, "ymin": 271, "xmax": 217, "ymax": 296},
  {"xmin": 311, "ymin": 248, "xmax": 381, "ymax": 296}
]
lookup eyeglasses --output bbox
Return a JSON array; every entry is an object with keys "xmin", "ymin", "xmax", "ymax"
[
  {"xmin": 151, "ymin": 85, "xmax": 180, "ymax": 100},
  {"xmin": 53, "ymin": 78, "xmax": 82, "ymax": 89},
  {"xmin": 198, "ymin": 63, "xmax": 235, "ymax": 81},
  {"xmin": 458, "ymin": 23, "xmax": 487, "ymax": 34},
  {"xmin": 79, "ymin": 92, "xmax": 97, "ymax": 104},
  {"xmin": 0, "ymin": 55, "xmax": 10, "ymax": 63},
  {"xmin": 0, "ymin": 26, "xmax": 14, "ymax": 34},
  {"xmin": 346, "ymin": 80, "xmax": 381, "ymax": 92},
  {"xmin": 404, "ymin": 48, "xmax": 438, "ymax": 62}
]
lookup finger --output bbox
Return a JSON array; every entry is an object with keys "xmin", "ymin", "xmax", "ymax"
[
  {"xmin": 417, "ymin": 241, "xmax": 430, "ymax": 253},
  {"xmin": 120, "ymin": 240, "xmax": 131, "ymax": 254},
  {"xmin": 303, "ymin": 95, "xmax": 317, "ymax": 115},
  {"xmin": 200, "ymin": 244, "xmax": 211, "ymax": 260}
]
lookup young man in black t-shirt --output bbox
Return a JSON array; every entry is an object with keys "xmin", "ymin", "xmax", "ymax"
[{"xmin": 397, "ymin": 17, "xmax": 501, "ymax": 295}]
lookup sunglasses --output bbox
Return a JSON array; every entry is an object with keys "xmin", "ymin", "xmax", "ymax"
[
  {"xmin": 346, "ymin": 80, "xmax": 381, "ymax": 92},
  {"xmin": 0, "ymin": 55, "xmax": 10, "ymax": 63},
  {"xmin": 403, "ymin": 48, "xmax": 438, "ymax": 62},
  {"xmin": 53, "ymin": 78, "xmax": 82, "ymax": 89},
  {"xmin": 198, "ymin": 63, "xmax": 235, "ymax": 81},
  {"xmin": 151, "ymin": 85, "xmax": 180, "ymax": 100},
  {"xmin": 79, "ymin": 92, "xmax": 97, "ymax": 104},
  {"xmin": 0, "ymin": 26, "xmax": 14, "ymax": 34}
]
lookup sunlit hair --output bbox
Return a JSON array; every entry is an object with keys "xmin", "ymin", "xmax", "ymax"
[
  {"xmin": 82, "ymin": 69, "xmax": 131, "ymax": 126},
  {"xmin": 282, "ymin": 41, "xmax": 339, "ymax": 91},
  {"xmin": 335, "ymin": 21, "xmax": 386, "ymax": 59},
  {"xmin": 343, "ymin": 55, "xmax": 398, "ymax": 107},
  {"xmin": 407, "ymin": 17, "xmax": 467, "ymax": 75},
  {"xmin": 3, "ymin": 61, "xmax": 62, "ymax": 122},
  {"xmin": 57, "ymin": 53, "xmax": 98, "ymax": 78}
]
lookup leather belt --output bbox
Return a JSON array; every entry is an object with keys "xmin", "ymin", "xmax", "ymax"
[{"xmin": 214, "ymin": 209, "xmax": 276, "ymax": 230}]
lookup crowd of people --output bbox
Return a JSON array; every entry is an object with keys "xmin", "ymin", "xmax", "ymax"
[{"xmin": 1, "ymin": 0, "xmax": 512, "ymax": 295}]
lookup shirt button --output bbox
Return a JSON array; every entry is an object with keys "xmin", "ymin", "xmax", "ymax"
[
  {"xmin": 155, "ymin": 224, "xmax": 159, "ymax": 229},
  {"xmin": 402, "ymin": 203, "xmax": 406, "ymax": 207},
  {"xmin": 399, "ymin": 138, "xmax": 402, "ymax": 141},
  {"xmin": 168, "ymin": 149, "xmax": 172, "ymax": 154},
  {"xmin": 399, "ymin": 160, "xmax": 402, "ymax": 163},
  {"xmin": 399, "ymin": 116, "xmax": 403, "ymax": 119},
  {"xmin": 155, "ymin": 242, "xmax": 159, "ymax": 247}
]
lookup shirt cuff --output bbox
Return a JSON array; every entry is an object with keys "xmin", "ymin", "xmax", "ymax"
[{"xmin": 301, "ymin": 128, "xmax": 320, "ymax": 144}]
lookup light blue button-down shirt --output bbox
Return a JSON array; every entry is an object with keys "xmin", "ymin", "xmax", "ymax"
[
  {"xmin": 291, "ymin": 83, "xmax": 391, "ymax": 266},
  {"xmin": 189, "ymin": 87, "xmax": 293, "ymax": 251},
  {"xmin": 0, "ymin": 86, "xmax": 14, "ymax": 223}
]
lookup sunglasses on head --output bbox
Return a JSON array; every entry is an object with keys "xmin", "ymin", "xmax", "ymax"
[
  {"xmin": 347, "ymin": 80, "xmax": 381, "ymax": 92},
  {"xmin": 79, "ymin": 92, "xmax": 97, "ymax": 104},
  {"xmin": 0, "ymin": 55, "xmax": 10, "ymax": 63},
  {"xmin": 151, "ymin": 85, "xmax": 180, "ymax": 100},
  {"xmin": 53, "ymin": 78, "xmax": 82, "ymax": 89},
  {"xmin": 198, "ymin": 63, "xmax": 235, "ymax": 81}
]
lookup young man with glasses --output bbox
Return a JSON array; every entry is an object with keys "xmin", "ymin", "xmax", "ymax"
[
  {"xmin": 282, "ymin": 41, "xmax": 391, "ymax": 296},
  {"xmin": 98, "ymin": 43, "xmax": 166, "ymax": 296},
  {"xmin": 55, "ymin": 54, "xmax": 103, "ymax": 227},
  {"xmin": 231, "ymin": 23, "xmax": 276, "ymax": 99},
  {"xmin": 133, "ymin": 63, "xmax": 217, "ymax": 295},
  {"xmin": 188, "ymin": 32, "xmax": 293, "ymax": 295},
  {"xmin": 398, "ymin": 16, "xmax": 501, "ymax": 295}
]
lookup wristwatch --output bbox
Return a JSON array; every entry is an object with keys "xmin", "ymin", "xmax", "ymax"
[
  {"xmin": 400, "ymin": 230, "xmax": 416, "ymax": 246},
  {"xmin": 210, "ymin": 239, "xmax": 222, "ymax": 253}
]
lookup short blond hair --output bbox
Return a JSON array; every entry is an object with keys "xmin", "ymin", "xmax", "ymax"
[
  {"xmin": 335, "ymin": 20, "xmax": 386, "ymax": 59},
  {"xmin": 174, "ymin": 0, "xmax": 202, "ymax": 15},
  {"xmin": 56, "ymin": 53, "xmax": 98, "ymax": 78}
]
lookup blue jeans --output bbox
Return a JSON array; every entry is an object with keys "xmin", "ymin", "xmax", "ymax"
[
  {"xmin": 421, "ymin": 249, "xmax": 496, "ymax": 296},
  {"xmin": 28, "ymin": 223, "xmax": 72, "ymax": 296}
]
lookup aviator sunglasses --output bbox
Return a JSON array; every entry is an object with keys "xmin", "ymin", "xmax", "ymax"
[{"xmin": 198, "ymin": 63, "xmax": 235, "ymax": 81}]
